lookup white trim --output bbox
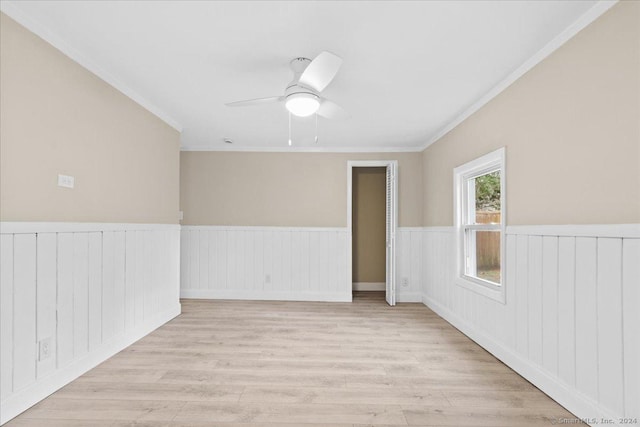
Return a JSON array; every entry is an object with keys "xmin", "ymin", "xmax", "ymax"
[
  {"xmin": 396, "ymin": 292, "xmax": 423, "ymax": 303},
  {"xmin": 419, "ymin": 0, "xmax": 618, "ymax": 151},
  {"xmin": 507, "ymin": 224, "xmax": 640, "ymax": 239},
  {"xmin": 0, "ymin": 1, "xmax": 183, "ymax": 132},
  {"xmin": 454, "ymin": 276, "xmax": 505, "ymax": 302},
  {"xmin": 422, "ymin": 295, "xmax": 623, "ymax": 427},
  {"xmin": 453, "ymin": 148, "xmax": 506, "ymax": 304},
  {"xmin": 420, "ymin": 225, "xmax": 639, "ymax": 239},
  {"xmin": 348, "ymin": 160, "xmax": 399, "ymax": 168},
  {"xmin": 347, "ymin": 160, "xmax": 398, "ymax": 307},
  {"xmin": 421, "ymin": 226, "xmax": 455, "ymax": 233},
  {"xmin": 453, "ymin": 147, "xmax": 506, "ymax": 175},
  {"xmin": 0, "ymin": 304, "xmax": 181, "ymax": 425},
  {"xmin": 179, "ymin": 224, "xmax": 640, "ymax": 239},
  {"xmin": 386, "ymin": 161, "xmax": 399, "ymax": 307},
  {"xmin": 0, "ymin": 222, "xmax": 180, "ymax": 234},
  {"xmin": 181, "ymin": 289, "xmax": 351, "ymax": 303},
  {"xmin": 352, "ymin": 282, "xmax": 385, "ymax": 291},
  {"xmin": 180, "ymin": 145, "xmax": 423, "ymax": 153},
  {"xmin": 396, "ymin": 227, "xmax": 425, "ymax": 232},
  {"xmin": 181, "ymin": 225, "xmax": 347, "ymax": 233}
]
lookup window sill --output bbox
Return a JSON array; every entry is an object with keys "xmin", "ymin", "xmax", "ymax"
[{"xmin": 455, "ymin": 275, "xmax": 506, "ymax": 304}]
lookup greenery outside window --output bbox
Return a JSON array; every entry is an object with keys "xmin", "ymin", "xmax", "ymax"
[{"xmin": 453, "ymin": 148, "xmax": 506, "ymax": 303}]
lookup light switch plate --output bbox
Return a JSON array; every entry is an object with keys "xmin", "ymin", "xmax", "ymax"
[{"xmin": 57, "ymin": 174, "xmax": 75, "ymax": 189}]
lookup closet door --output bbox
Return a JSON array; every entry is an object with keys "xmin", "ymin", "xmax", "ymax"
[{"xmin": 385, "ymin": 163, "xmax": 397, "ymax": 306}]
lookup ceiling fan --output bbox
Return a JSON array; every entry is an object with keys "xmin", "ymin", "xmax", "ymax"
[{"xmin": 226, "ymin": 51, "xmax": 349, "ymax": 120}]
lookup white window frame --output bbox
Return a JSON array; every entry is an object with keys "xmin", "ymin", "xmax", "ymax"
[{"xmin": 453, "ymin": 147, "xmax": 506, "ymax": 304}]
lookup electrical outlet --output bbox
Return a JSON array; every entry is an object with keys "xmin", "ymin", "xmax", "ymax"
[
  {"xmin": 178, "ymin": 211, "xmax": 184, "ymax": 221},
  {"xmin": 401, "ymin": 277, "xmax": 409, "ymax": 287},
  {"xmin": 39, "ymin": 338, "xmax": 52, "ymax": 361},
  {"xmin": 265, "ymin": 274, "xmax": 271, "ymax": 284}
]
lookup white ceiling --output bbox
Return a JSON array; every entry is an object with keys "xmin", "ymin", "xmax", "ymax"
[{"xmin": 3, "ymin": 0, "xmax": 607, "ymax": 151}]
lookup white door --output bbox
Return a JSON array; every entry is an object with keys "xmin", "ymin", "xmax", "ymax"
[{"xmin": 385, "ymin": 163, "xmax": 397, "ymax": 306}]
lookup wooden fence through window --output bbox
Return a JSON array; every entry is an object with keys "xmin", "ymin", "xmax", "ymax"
[{"xmin": 476, "ymin": 211, "xmax": 501, "ymax": 269}]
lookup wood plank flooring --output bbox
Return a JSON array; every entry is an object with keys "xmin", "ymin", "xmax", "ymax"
[{"xmin": 8, "ymin": 292, "xmax": 575, "ymax": 426}]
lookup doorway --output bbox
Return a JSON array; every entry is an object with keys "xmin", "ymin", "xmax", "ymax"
[{"xmin": 347, "ymin": 161, "xmax": 397, "ymax": 306}]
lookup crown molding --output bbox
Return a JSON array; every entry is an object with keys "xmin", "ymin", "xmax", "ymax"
[
  {"xmin": 180, "ymin": 145, "xmax": 423, "ymax": 153},
  {"xmin": 0, "ymin": 1, "xmax": 183, "ymax": 133},
  {"xmin": 418, "ymin": 0, "xmax": 618, "ymax": 152}
]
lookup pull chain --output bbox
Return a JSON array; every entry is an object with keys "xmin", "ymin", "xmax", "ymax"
[
  {"xmin": 288, "ymin": 111, "xmax": 292, "ymax": 146},
  {"xmin": 314, "ymin": 113, "xmax": 318, "ymax": 144},
  {"xmin": 287, "ymin": 112, "xmax": 320, "ymax": 146}
]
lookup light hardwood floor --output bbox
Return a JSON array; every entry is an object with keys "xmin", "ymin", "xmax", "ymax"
[{"xmin": 8, "ymin": 292, "xmax": 575, "ymax": 426}]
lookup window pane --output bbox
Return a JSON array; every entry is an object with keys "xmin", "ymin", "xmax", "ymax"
[
  {"xmin": 474, "ymin": 171, "xmax": 500, "ymax": 224},
  {"xmin": 465, "ymin": 229, "xmax": 501, "ymax": 285}
]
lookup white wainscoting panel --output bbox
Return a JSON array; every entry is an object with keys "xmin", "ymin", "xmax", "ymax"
[
  {"xmin": 3, "ymin": 221, "xmax": 636, "ymax": 426},
  {"xmin": 622, "ymin": 238, "xmax": 640, "ymax": 420},
  {"xmin": 418, "ymin": 225, "xmax": 639, "ymax": 427},
  {"xmin": 180, "ymin": 226, "xmax": 350, "ymax": 302},
  {"xmin": 0, "ymin": 222, "xmax": 181, "ymax": 425},
  {"xmin": 396, "ymin": 228, "xmax": 427, "ymax": 302}
]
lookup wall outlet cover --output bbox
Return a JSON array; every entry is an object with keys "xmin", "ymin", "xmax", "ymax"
[{"xmin": 38, "ymin": 337, "xmax": 52, "ymax": 361}]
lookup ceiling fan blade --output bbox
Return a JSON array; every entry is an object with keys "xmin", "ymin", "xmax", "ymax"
[
  {"xmin": 298, "ymin": 51, "xmax": 342, "ymax": 92},
  {"xmin": 317, "ymin": 99, "xmax": 350, "ymax": 120},
  {"xmin": 225, "ymin": 96, "xmax": 284, "ymax": 107}
]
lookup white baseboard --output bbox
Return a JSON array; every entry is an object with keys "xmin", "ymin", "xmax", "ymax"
[
  {"xmin": 0, "ymin": 304, "xmax": 181, "ymax": 425},
  {"xmin": 421, "ymin": 295, "xmax": 622, "ymax": 427},
  {"xmin": 352, "ymin": 282, "xmax": 385, "ymax": 291},
  {"xmin": 396, "ymin": 292, "xmax": 423, "ymax": 303},
  {"xmin": 181, "ymin": 289, "xmax": 352, "ymax": 303}
]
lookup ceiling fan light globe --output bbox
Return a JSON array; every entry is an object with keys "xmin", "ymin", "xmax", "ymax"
[{"xmin": 285, "ymin": 93, "xmax": 320, "ymax": 117}]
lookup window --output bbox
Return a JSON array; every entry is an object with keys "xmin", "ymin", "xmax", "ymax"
[{"xmin": 453, "ymin": 148, "xmax": 505, "ymax": 303}]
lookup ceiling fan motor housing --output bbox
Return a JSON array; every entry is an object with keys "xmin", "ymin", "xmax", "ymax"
[{"xmin": 286, "ymin": 57, "xmax": 318, "ymax": 99}]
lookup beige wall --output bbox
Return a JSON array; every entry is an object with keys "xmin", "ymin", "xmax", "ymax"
[
  {"xmin": 422, "ymin": 1, "xmax": 640, "ymax": 226},
  {"xmin": 181, "ymin": 151, "xmax": 422, "ymax": 227},
  {"xmin": 352, "ymin": 167, "xmax": 386, "ymax": 283},
  {"xmin": 0, "ymin": 13, "xmax": 180, "ymax": 224},
  {"xmin": 8, "ymin": 0, "xmax": 632, "ymax": 228}
]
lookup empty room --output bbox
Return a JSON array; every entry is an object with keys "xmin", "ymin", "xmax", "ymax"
[{"xmin": 0, "ymin": 0, "xmax": 638, "ymax": 426}]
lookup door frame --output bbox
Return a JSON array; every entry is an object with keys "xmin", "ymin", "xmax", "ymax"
[{"xmin": 347, "ymin": 160, "xmax": 398, "ymax": 304}]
